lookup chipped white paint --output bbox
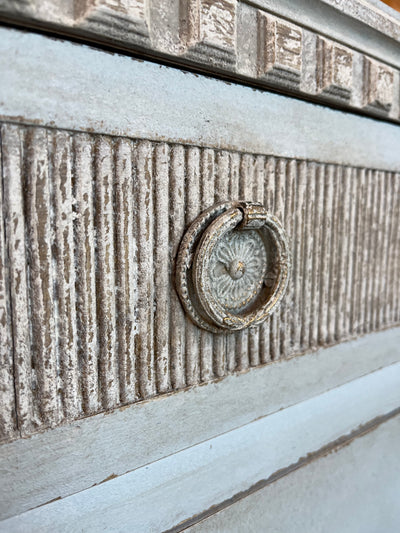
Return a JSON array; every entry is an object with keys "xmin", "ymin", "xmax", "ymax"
[
  {"xmin": 363, "ymin": 57, "xmax": 395, "ymax": 113},
  {"xmin": 200, "ymin": 0, "xmax": 236, "ymax": 48},
  {"xmin": 257, "ymin": 13, "xmax": 302, "ymax": 87},
  {"xmin": 0, "ymin": 0, "xmax": 399, "ymax": 119},
  {"xmin": 0, "ymin": 130, "xmax": 16, "ymax": 440},
  {"xmin": 316, "ymin": 36, "xmax": 353, "ymax": 100}
]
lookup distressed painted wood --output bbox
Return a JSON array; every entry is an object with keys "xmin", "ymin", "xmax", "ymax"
[
  {"xmin": 0, "ymin": 129, "xmax": 17, "ymax": 441},
  {"xmin": 0, "ymin": 121, "xmax": 399, "ymax": 441},
  {"xmin": 0, "ymin": 6, "xmax": 399, "ymax": 531},
  {"xmin": 316, "ymin": 36, "xmax": 353, "ymax": 101},
  {"xmin": 1, "ymin": 0, "xmax": 400, "ymax": 120},
  {"xmin": 257, "ymin": 13, "xmax": 302, "ymax": 89}
]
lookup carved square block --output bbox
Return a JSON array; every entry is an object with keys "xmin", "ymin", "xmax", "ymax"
[
  {"xmin": 75, "ymin": 0, "xmax": 150, "ymax": 44},
  {"xmin": 180, "ymin": 0, "xmax": 237, "ymax": 65},
  {"xmin": 316, "ymin": 37, "xmax": 353, "ymax": 101},
  {"xmin": 258, "ymin": 12, "xmax": 302, "ymax": 88},
  {"xmin": 363, "ymin": 57, "xmax": 394, "ymax": 114}
]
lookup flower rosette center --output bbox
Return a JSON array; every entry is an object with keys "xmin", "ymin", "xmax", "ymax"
[{"xmin": 209, "ymin": 229, "xmax": 267, "ymax": 311}]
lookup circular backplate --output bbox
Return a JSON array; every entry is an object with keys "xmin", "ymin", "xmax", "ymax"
[{"xmin": 176, "ymin": 201, "xmax": 291, "ymax": 333}]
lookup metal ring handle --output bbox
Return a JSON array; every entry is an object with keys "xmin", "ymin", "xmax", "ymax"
[{"xmin": 176, "ymin": 201, "xmax": 291, "ymax": 333}]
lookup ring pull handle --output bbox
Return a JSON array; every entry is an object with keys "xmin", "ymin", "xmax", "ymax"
[{"xmin": 176, "ymin": 201, "xmax": 291, "ymax": 333}]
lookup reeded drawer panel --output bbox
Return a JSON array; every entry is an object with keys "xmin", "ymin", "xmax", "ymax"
[
  {"xmin": 1, "ymin": 122, "xmax": 399, "ymax": 442},
  {"xmin": 1, "ymin": 27, "xmax": 400, "ymax": 446},
  {"xmin": 1, "ymin": 20, "xmax": 400, "ymax": 531}
]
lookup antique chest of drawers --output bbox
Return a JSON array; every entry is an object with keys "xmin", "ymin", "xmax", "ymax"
[{"xmin": 0, "ymin": 1, "xmax": 400, "ymax": 531}]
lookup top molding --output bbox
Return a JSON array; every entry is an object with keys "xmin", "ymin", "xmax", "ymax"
[{"xmin": 1, "ymin": 0, "xmax": 400, "ymax": 122}]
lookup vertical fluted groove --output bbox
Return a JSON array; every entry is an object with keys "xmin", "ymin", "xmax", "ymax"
[
  {"xmin": 348, "ymin": 167, "xmax": 360, "ymax": 337},
  {"xmin": 25, "ymin": 129, "xmax": 59, "ymax": 427},
  {"xmin": 200, "ymin": 149, "xmax": 215, "ymax": 381},
  {"xmin": 290, "ymin": 160, "xmax": 303, "ymax": 356},
  {"xmin": 1, "ymin": 123, "xmax": 399, "ymax": 442},
  {"xmin": 213, "ymin": 151, "xmax": 230, "ymax": 378},
  {"xmin": 365, "ymin": 170, "xmax": 377, "ymax": 334},
  {"xmin": 185, "ymin": 147, "xmax": 201, "ymax": 386},
  {"xmin": 394, "ymin": 174, "xmax": 400, "ymax": 323},
  {"xmin": 169, "ymin": 145, "xmax": 186, "ymax": 390},
  {"xmin": 366, "ymin": 171, "xmax": 378, "ymax": 332},
  {"xmin": 226, "ymin": 153, "xmax": 240, "ymax": 372},
  {"xmin": 262, "ymin": 157, "xmax": 275, "ymax": 362},
  {"xmin": 154, "ymin": 143, "xmax": 171, "ymax": 394},
  {"xmin": 310, "ymin": 164, "xmax": 324, "ymax": 348},
  {"xmin": 2, "ymin": 125, "xmax": 35, "ymax": 436},
  {"xmin": 248, "ymin": 154, "xmax": 261, "ymax": 368},
  {"xmin": 375, "ymin": 171, "xmax": 387, "ymax": 330},
  {"xmin": 362, "ymin": 169, "xmax": 373, "ymax": 334},
  {"xmin": 255, "ymin": 155, "xmax": 268, "ymax": 364},
  {"xmin": 242, "ymin": 154, "xmax": 260, "ymax": 368},
  {"xmin": 318, "ymin": 165, "xmax": 333, "ymax": 344},
  {"xmin": 265, "ymin": 156, "xmax": 278, "ymax": 360},
  {"xmin": 235, "ymin": 154, "xmax": 251, "ymax": 371},
  {"xmin": 279, "ymin": 159, "xmax": 293, "ymax": 358},
  {"xmin": 390, "ymin": 175, "xmax": 400, "ymax": 324},
  {"xmin": 381, "ymin": 173, "xmax": 393, "ymax": 328},
  {"xmin": 51, "ymin": 131, "xmax": 80, "ymax": 419},
  {"xmin": 73, "ymin": 134, "xmax": 99, "ymax": 414},
  {"xmin": 274, "ymin": 159, "xmax": 286, "ymax": 359},
  {"xmin": 0, "ymin": 129, "xmax": 17, "ymax": 441},
  {"xmin": 95, "ymin": 137, "xmax": 119, "ymax": 408},
  {"xmin": 342, "ymin": 167, "xmax": 356, "ymax": 339},
  {"xmin": 114, "ymin": 138, "xmax": 138, "ymax": 404},
  {"xmin": 135, "ymin": 141, "xmax": 155, "ymax": 398},
  {"xmin": 300, "ymin": 162, "xmax": 315, "ymax": 350},
  {"xmin": 353, "ymin": 168, "xmax": 367, "ymax": 336},
  {"xmin": 327, "ymin": 165, "xmax": 341, "ymax": 344}
]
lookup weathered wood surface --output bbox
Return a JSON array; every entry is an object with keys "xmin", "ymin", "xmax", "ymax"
[
  {"xmin": 0, "ymin": 0, "xmax": 400, "ymax": 121},
  {"xmin": 0, "ymin": 120, "xmax": 400, "ymax": 442}
]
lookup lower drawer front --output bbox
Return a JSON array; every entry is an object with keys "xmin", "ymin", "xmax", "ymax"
[{"xmin": 187, "ymin": 416, "xmax": 400, "ymax": 533}]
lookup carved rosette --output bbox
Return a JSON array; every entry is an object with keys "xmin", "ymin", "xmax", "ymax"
[
  {"xmin": 176, "ymin": 201, "xmax": 291, "ymax": 333},
  {"xmin": 209, "ymin": 229, "xmax": 267, "ymax": 311}
]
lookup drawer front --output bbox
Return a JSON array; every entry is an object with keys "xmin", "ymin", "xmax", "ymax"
[
  {"xmin": 1, "ymin": 123, "xmax": 400, "ymax": 440},
  {"xmin": 1, "ymin": 28, "xmax": 400, "ymax": 442},
  {"xmin": 0, "ymin": 23, "xmax": 399, "ymax": 531}
]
